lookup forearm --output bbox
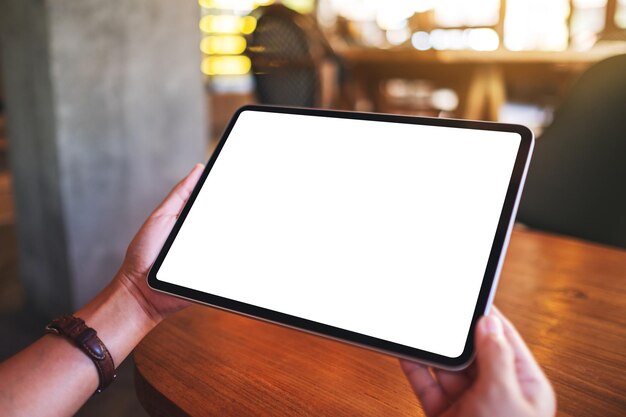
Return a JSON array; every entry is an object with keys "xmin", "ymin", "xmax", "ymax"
[
  {"xmin": 0, "ymin": 164, "xmax": 201, "ymax": 417},
  {"xmin": 0, "ymin": 277, "xmax": 158, "ymax": 417}
]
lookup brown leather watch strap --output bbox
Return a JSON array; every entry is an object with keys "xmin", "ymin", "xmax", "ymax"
[{"xmin": 45, "ymin": 315, "xmax": 116, "ymax": 393}]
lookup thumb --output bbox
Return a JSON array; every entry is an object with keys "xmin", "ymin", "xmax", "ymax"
[{"xmin": 474, "ymin": 314, "xmax": 519, "ymax": 391}]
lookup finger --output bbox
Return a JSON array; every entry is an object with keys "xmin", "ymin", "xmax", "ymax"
[
  {"xmin": 400, "ymin": 360, "xmax": 449, "ymax": 417},
  {"xmin": 474, "ymin": 314, "xmax": 519, "ymax": 393},
  {"xmin": 154, "ymin": 164, "xmax": 205, "ymax": 216},
  {"xmin": 433, "ymin": 368, "xmax": 472, "ymax": 401},
  {"xmin": 491, "ymin": 307, "xmax": 545, "ymax": 378},
  {"xmin": 491, "ymin": 307, "xmax": 555, "ymax": 409}
]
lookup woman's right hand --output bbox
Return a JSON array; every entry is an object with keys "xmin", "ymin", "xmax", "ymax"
[{"xmin": 401, "ymin": 308, "xmax": 556, "ymax": 417}]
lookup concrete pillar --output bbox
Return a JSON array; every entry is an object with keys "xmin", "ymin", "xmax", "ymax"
[{"xmin": 0, "ymin": 0, "xmax": 207, "ymax": 316}]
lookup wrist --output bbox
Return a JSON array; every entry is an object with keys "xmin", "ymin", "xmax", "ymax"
[
  {"xmin": 75, "ymin": 278, "xmax": 158, "ymax": 367},
  {"xmin": 116, "ymin": 271, "xmax": 165, "ymax": 326}
]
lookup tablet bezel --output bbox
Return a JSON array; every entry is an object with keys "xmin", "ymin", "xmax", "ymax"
[{"xmin": 147, "ymin": 104, "xmax": 534, "ymax": 370}]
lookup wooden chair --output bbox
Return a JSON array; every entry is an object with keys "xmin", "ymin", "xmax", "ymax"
[
  {"xmin": 516, "ymin": 54, "xmax": 626, "ymax": 249},
  {"xmin": 245, "ymin": 5, "xmax": 342, "ymax": 108}
]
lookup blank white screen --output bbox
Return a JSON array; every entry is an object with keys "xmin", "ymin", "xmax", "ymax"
[{"xmin": 157, "ymin": 110, "xmax": 521, "ymax": 358}]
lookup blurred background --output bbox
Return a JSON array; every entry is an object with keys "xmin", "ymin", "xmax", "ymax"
[
  {"xmin": 200, "ymin": 0, "xmax": 626, "ymax": 135},
  {"xmin": 1, "ymin": 0, "xmax": 625, "ymax": 415}
]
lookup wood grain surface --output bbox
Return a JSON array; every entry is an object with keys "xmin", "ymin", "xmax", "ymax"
[{"xmin": 134, "ymin": 228, "xmax": 626, "ymax": 416}]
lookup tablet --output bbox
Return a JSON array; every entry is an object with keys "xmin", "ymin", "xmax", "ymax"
[{"xmin": 148, "ymin": 105, "xmax": 533, "ymax": 369}]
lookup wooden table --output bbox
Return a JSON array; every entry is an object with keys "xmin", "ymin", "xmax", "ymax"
[
  {"xmin": 336, "ymin": 46, "xmax": 626, "ymax": 121},
  {"xmin": 134, "ymin": 228, "xmax": 626, "ymax": 416}
]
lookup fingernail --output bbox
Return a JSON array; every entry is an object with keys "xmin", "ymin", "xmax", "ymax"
[{"xmin": 482, "ymin": 315, "xmax": 503, "ymax": 337}]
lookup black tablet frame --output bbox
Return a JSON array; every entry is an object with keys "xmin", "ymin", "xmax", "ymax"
[{"xmin": 147, "ymin": 104, "xmax": 534, "ymax": 370}]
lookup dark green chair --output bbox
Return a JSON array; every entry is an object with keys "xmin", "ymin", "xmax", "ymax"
[{"xmin": 517, "ymin": 54, "xmax": 626, "ymax": 249}]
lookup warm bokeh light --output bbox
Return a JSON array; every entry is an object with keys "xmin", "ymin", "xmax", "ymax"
[
  {"xmin": 429, "ymin": 29, "xmax": 463, "ymax": 50},
  {"xmin": 201, "ymin": 35, "xmax": 247, "ymax": 55},
  {"xmin": 199, "ymin": 0, "xmax": 274, "ymax": 11},
  {"xmin": 504, "ymin": 0, "xmax": 569, "ymax": 50},
  {"xmin": 431, "ymin": 88, "xmax": 459, "ymax": 111},
  {"xmin": 199, "ymin": 15, "xmax": 256, "ymax": 34},
  {"xmin": 375, "ymin": 1, "xmax": 415, "ymax": 30},
  {"xmin": 386, "ymin": 27, "xmax": 411, "ymax": 45},
  {"xmin": 320, "ymin": 0, "xmax": 504, "ymax": 49},
  {"xmin": 320, "ymin": 0, "xmax": 626, "ymax": 50},
  {"xmin": 320, "ymin": 0, "xmax": 439, "ymax": 23},
  {"xmin": 434, "ymin": 0, "xmax": 500, "ymax": 27},
  {"xmin": 617, "ymin": 0, "xmax": 626, "ymax": 27},
  {"xmin": 413, "ymin": 0, "xmax": 435, "ymax": 13},
  {"xmin": 197, "ymin": 0, "xmax": 319, "ymax": 88},
  {"xmin": 241, "ymin": 15, "xmax": 257, "ymax": 34},
  {"xmin": 411, "ymin": 31, "xmax": 431, "ymax": 50},
  {"xmin": 282, "ymin": 0, "xmax": 315, "ymax": 14},
  {"xmin": 410, "ymin": 28, "xmax": 499, "ymax": 51},
  {"xmin": 200, "ymin": 15, "xmax": 240, "ymax": 33},
  {"xmin": 570, "ymin": 0, "xmax": 606, "ymax": 49},
  {"xmin": 201, "ymin": 55, "xmax": 252, "ymax": 75},
  {"xmin": 574, "ymin": 0, "xmax": 607, "ymax": 6},
  {"xmin": 467, "ymin": 28, "xmax": 499, "ymax": 51}
]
